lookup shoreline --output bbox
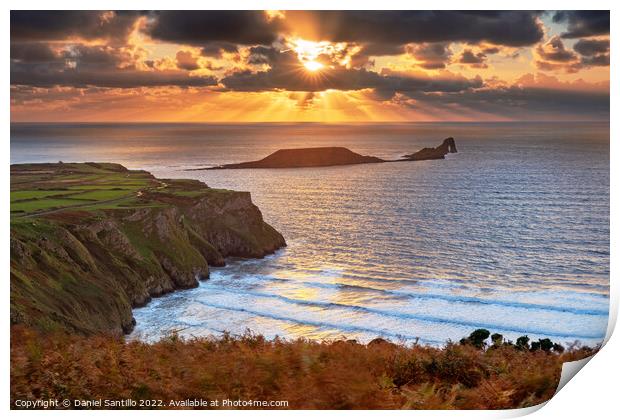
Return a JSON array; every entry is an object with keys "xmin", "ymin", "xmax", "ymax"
[{"xmin": 128, "ymin": 252, "xmax": 607, "ymax": 348}]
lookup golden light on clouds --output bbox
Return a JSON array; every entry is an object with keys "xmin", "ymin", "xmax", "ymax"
[{"xmin": 9, "ymin": 11, "xmax": 610, "ymax": 122}]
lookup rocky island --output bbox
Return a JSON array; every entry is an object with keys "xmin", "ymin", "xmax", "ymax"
[
  {"xmin": 201, "ymin": 137, "xmax": 457, "ymax": 170},
  {"xmin": 10, "ymin": 162, "xmax": 285, "ymax": 335}
]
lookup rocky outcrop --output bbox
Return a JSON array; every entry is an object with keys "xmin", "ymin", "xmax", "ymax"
[
  {"xmin": 199, "ymin": 138, "xmax": 458, "ymax": 170},
  {"xmin": 206, "ymin": 147, "xmax": 385, "ymax": 169},
  {"xmin": 10, "ymin": 176, "xmax": 285, "ymax": 336},
  {"xmin": 402, "ymin": 137, "xmax": 457, "ymax": 161}
]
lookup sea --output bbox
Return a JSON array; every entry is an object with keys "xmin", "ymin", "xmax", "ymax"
[{"xmin": 10, "ymin": 122, "xmax": 610, "ymax": 346}]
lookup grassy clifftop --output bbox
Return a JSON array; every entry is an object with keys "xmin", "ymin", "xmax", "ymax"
[{"xmin": 10, "ymin": 163, "xmax": 285, "ymax": 334}]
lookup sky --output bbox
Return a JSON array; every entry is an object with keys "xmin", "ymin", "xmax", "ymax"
[{"xmin": 10, "ymin": 10, "xmax": 610, "ymax": 122}]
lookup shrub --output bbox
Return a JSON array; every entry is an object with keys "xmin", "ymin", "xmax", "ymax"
[
  {"xmin": 490, "ymin": 333, "xmax": 504, "ymax": 347},
  {"xmin": 460, "ymin": 329, "xmax": 490, "ymax": 349},
  {"xmin": 552, "ymin": 343, "xmax": 565, "ymax": 354},
  {"xmin": 9, "ymin": 326, "xmax": 598, "ymax": 410},
  {"xmin": 516, "ymin": 336, "xmax": 530, "ymax": 350}
]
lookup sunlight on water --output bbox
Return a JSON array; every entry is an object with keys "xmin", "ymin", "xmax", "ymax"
[{"xmin": 11, "ymin": 122, "xmax": 610, "ymax": 346}]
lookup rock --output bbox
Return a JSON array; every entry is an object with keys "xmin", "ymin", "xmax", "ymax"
[
  {"xmin": 199, "ymin": 138, "xmax": 458, "ymax": 170},
  {"xmin": 402, "ymin": 137, "xmax": 458, "ymax": 161},
  {"xmin": 207, "ymin": 147, "xmax": 385, "ymax": 169}
]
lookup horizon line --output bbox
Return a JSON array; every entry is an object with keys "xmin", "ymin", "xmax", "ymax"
[{"xmin": 10, "ymin": 120, "xmax": 611, "ymax": 125}]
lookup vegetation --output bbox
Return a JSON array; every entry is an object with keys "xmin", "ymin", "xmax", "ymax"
[
  {"xmin": 10, "ymin": 163, "xmax": 286, "ymax": 335},
  {"xmin": 10, "ymin": 326, "xmax": 596, "ymax": 410},
  {"xmin": 10, "ymin": 162, "xmax": 159, "ymax": 216},
  {"xmin": 10, "ymin": 162, "xmax": 596, "ymax": 410}
]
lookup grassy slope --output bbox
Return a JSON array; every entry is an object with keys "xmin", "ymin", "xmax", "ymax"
[
  {"xmin": 10, "ymin": 163, "xmax": 285, "ymax": 334},
  {"xmin": 10, "ymin": 326, "xmax": 595, "ymax": 410}
]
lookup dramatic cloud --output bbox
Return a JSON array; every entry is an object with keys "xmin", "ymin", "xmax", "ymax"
[
  {"xmin": 10, "ymin": 11, "xmax": 141, "ymax": 43},
  {"xmin": 580, "ymin": 54, "xmax": 610, "ymax": 67},
  {"xmin": 10, "ymin": 42, "xmax": 57, "ymax": 62},
  {"xmin": 11, "ymin": 66, "xmax": 218, "ymax": 88},
  {"xmin": 222, "ymin": 47, "xmax": 482, "ymax": 95},
  {"xmin": 200, "ymin": 42, "xmax": 239, "ymax": 57},
  {"xmin": 9, "ymin": 10, "xmax": 610, "ymax": 122},
  {"xmin": 406, "ymin": 43, "xmax": 452, "ymax": 70},
  {"xmin": 175, "ymin": 50, "xmax": 200, "ymax": 71},
  {"xmin": 398, "ymin": 85, "xmax": 609, "ymax": 120},
  {"xmin": 285, "ymin": 11, "xmax": 544, "ymax": 47},
  {"xmin": 146, "ymin": 11, "xmax": 283, "ymax": 45},
  {"xmin": 535, "ymin": 35, "xmax": 610, "ymax": 72},
  {"xmin": 553, "ymin": 11, "xmax": 610, "ymax": 38},
  {"xmin": 536, "ymin": 36, "xmax": 578, "ymax": 63},
  {"xmin": 573, "ymin": 38, "xmax": 610, "ymax": 68},
  {"xmin": 573, "ymin": 39, "xmax": 610, "ymax": 56},
  {"xmin": 11, "ymin": 43, "xmax": 217, "ymax": 88},
  {"xmin": 458, "ymin": 50, "xmax": 488, "ymax": 68}
]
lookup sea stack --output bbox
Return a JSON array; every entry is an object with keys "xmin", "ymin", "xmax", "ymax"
[{"xmin": 402, "ymin": 137, "xmax": 457, "ymax": 161}]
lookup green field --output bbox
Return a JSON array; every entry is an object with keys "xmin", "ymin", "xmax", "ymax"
[
  {"xmin": 10, "ymin": 190, "xmax": 72, "ymax": 202},
  {"xmin": 69, "ymin": 189, "xmax": 134, "ymax": 201},
  {"xmin": 10, "ymin": 162, "xmax": 213, "ymax": 217},
  {"xmin": 11, "ymin": 198, "xmax": 91, "ymax": 213}
]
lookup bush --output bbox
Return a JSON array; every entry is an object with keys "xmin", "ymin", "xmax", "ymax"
[
  {"xmin": 10, "ymin": 326, "xmax": 598, "ymax": 410},
  {"xmin": 464, "ymin": 329, "xmax": 491, "ymax": 349},
  {"xmin": 490, "ymin": 333, "xmax": 503, "ymax": 347},
  {"xmin": 516, "ymin": 336, "xmax": 530, "ymax": 350}
]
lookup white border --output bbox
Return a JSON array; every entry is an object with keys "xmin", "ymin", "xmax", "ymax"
[{"xmin": 4, "ymin": 1, "xmax": 616, "ymax": 418}]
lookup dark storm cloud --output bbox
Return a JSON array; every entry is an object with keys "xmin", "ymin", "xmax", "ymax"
[
  {"xmin": 481, "ymin": 47, "xmax": 501, "ymax": 55},
  {"xmin": 458, "ymin": 50, "xmax": 488, "ymax": 68},
  {"xmin": 286, "ymin": 11, "xmax": 544, "ymax": 47},
  {"xmin": 10, "ymin": 11, "xmax": 141, "ymax": 42},
  {"xmin": 146, "ymin": 11, "xmax": 282, "ymax": 45},
  {"xmin": 11, "ymin": 41, "xmax": 218, "ymax": 88},
  {"xmin": 221, "ymin": 48, "xmax": 482, "ymax": 94},
  {"xmin": 359, "ymin": 43, "xmax": 405, "ymax": 57},
  {"xmin": 405, "ymin": 43, "xmax": 452, "ymax": 70},
  {"xmin": 553, "ymin": 11, "xmax": 610, "ymax": 38},
  {"xmin": 536, "ymin": 36, "xmax": 609, "ymax": 72},
  {"xmin": 580, "ymin": 54, "xmax": 610, "ymax": 67},
  {"xmin": 11, "ymin": 65, "xmax": 218, "ymax": 88},
  {"xmin": 402, "ymin": 86, "xmax": 609, "ymax": 119},
  {"xmin": 200, "ymin": 42, "xmax": 239, "ymax": 57},
  {"xmin": 10, "ymin": 42, "xmax": 58, "ymax": 62},
  {"xmin": 573, "ymin": 39, "xmax": 610, "ymax": 56},
  {"xmin": 247, "ymin": 45, "xmax": 281, "ymax": 65},
  {"xmin": 11, "ymin": 43, "xmax": 128, "ymax": 68},
  {"xmin": 62, "ymin": 44, "xmax": 130, "ymax": 67}
]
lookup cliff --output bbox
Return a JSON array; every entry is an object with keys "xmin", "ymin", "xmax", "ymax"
[{"xmin": 10, "ymin": 163, "xmax": 285, "ymax": 335}]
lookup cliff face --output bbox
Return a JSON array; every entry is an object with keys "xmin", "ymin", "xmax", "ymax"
[{"xmin": 10, "ymin": 164, "xmax": 285, "ymax": 335}]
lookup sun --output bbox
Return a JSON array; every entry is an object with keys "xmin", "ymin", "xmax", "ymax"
[
  {"xmin": 303, "ymin": 60, "xmax": 324, "ymax": 72},
  {"xmin": 289, "ymin": 38, "xmax": 331, "ymax": 72}
]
